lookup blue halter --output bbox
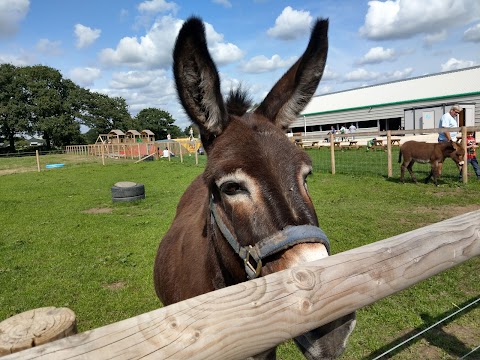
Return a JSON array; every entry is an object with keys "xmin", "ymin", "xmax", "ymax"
[{"xmin": 209, "ymin": 197, "xmax": 330, "ymax": 280}]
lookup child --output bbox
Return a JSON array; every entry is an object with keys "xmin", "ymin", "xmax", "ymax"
[
  {"xmin": 459, "ymin": 132, "xmax": 480, "ymax": 180},
  {"xmin": 366, "ymin": 138, "xmax": 376, "ymax": 151}
]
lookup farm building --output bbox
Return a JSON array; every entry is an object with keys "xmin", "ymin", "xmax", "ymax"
[{"xmin": 290, "ymin": 66, "xmax": 480, "ymax": 137}]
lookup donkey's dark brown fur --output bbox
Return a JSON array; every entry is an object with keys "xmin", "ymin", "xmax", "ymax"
[
  {"xmin": 399, "ymin": 140, "xmax": 465, "ymax": 186},
  {"xmin": 154, "ymin": 17, "xmax": 355, "ymax": 359}
]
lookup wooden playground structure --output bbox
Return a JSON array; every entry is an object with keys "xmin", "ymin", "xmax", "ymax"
[{"xmin": 65, "ymin": 129, "xmax": 203, "ymax": 163}]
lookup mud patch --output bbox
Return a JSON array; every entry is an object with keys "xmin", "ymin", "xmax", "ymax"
[
  {"xmin": 411, "ymin": 204, "xmax": 480, "ymax": 221},
  {"xmin": 82, "ymin": 207, "xmax": 113, "ymax": 214},
  {"xmin": 102, "ymin": 281, "xmax": 126, "ymax": 291}
]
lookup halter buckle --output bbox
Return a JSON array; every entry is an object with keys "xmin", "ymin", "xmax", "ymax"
[{"xmin": 244, "ymin": 246, "xmax": 262, "ymax": 280}]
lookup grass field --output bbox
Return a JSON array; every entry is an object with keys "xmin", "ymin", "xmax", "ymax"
[{"xmin": 0, "ymin": 153, "xmax": 479, "ymax": 359}]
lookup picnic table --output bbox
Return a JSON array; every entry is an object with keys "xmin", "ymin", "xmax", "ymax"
[
  {"xmin": 370, "ymin": 139, "xmax": 386, "ymax": 151},
  {"xmin": 390, "ymin": 138, "xmax": 401, "ymax": 146},
  {"xmin": 343, "ymin": 140, "xmax": 360, "ymax": 149}
]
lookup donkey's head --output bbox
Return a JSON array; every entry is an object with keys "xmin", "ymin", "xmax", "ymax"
[
  {"xmin": 173, "ymin": 17, "xmax": 329, "ymax": 282},
  {"xmin": 449, "ymin": 141, "xmax": 465, "ymax": 166}
]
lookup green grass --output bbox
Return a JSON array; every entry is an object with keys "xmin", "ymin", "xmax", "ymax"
[{"xmin": 0, "ymin": 154, "xmax": 478, "ymax": 359}]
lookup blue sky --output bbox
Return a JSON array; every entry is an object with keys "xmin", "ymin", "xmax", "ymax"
[{"xmin": 1, "ymin": 0, "xmax": 479, "ymax": 129}]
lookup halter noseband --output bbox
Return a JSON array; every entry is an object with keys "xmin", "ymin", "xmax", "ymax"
[{"xmin": 209, "ymin": 197, "xmax": 330, "ymax": 280}]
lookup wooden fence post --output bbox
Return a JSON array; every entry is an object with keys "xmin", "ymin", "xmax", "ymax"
[
  {"xmin": 195, "ymin": 140, "xmax": 199, "ymax": 165},
  {"xmin": 387, "ymin": 130, "xmax": 392, "ymax": 178},
  {"xmin": 101, "ymin": 144, "xmax": 105, "ymax": 166},
  {"xmin": 329, "ymin": 132, "xmax": 335, "ymax": 175},
  {"xmin": 35, "ymin": 150, "xmax": 40, "ymax": 172},
  {"xmin": 462, "ymin": 126, "xmax": 468, "ymax": 184}
]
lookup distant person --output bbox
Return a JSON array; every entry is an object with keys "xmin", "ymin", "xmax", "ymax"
[
  {"xmin": 167, "ymin": 133, "xmax": 171, "ymax": 140},
  {"xmin": 459, "ymin": 131, "xmax": 480, "ymax": 181},
  {"xmin": 340, "ymin": 125, "xmax": 346, "ymax": 141},
  {"xmin": 189, "ymin": 127, "xmax": 194, "ymax": 140},
  {"xmin": 162, "ymin": 147, "xmax": 174, "ymax": 158},
  {"xmin": 366, "ymin": 138, "xmax": 376, "ymax": 151},
  {"xmin": 328, "ymin": 126, "xmax": 336, "ymax": 142},
  {"xmin": 349, "ymin": 123, "xmax": 357, "ymax": 140},
  {"xmin": 438, "ymin": 105, "xmax": 461, "ymax": 142}
]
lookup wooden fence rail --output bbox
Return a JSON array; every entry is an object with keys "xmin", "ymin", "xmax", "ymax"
[{"xmin": 3, "ymin": 210, "xmax": 479, "ymax": 360}]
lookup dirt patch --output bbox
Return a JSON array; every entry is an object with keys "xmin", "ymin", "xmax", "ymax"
[
  {"xmin": 82, "ymin": 208, "xmax": 113, "ymax": 214},
  {"xmin": 411, "ymin": 204, "xmax": 480, "ymax": 220},
  {"xmin": 102, "ymin": 281, "xmax": 126, "ymax": 291},
  {"xmin": 444, "ymin": 322, "xmax": 480, "ymax": 349},
  {"xmin": 0, "ymin": 167, "xmax": 36, "ymax": 176}
]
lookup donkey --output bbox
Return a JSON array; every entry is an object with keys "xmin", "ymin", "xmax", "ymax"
[
  {"xmin": 154, "ymin": 17, "xmax": 355, "ymax": 359},
  {"xmin": 399, "ymin": 140, "xmax": 465, "ymax": 186}
]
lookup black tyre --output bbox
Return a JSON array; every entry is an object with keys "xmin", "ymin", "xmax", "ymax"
[
  {"xmin": 111, "ymin": 182, "xmax": 145, "ymax": 201},
  {"xmin": 112, "ymin": 194, "xmax": 146, "ymax": 203}
]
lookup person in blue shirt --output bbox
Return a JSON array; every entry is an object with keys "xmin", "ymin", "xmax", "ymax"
[{"xmin": 438, "ymin": 105, "xmax": 462, "ymax": 142}]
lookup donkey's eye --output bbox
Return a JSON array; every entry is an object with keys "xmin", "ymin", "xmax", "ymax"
[{"xmin": 220, "ymin": 181, "xmax": 247, "ymax": 196}]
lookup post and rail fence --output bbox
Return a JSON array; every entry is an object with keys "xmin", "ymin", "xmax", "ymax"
[
  {"xmin": 2, "ymin": 210, "xmax": 479, "ymax": 359},
  {"xmin": 64, "ymin": 140, "xmax": 201, "ymax": 166},
  {"xmin": 292, "ymin": 126, "xmax": 479, "ymax": 182}
]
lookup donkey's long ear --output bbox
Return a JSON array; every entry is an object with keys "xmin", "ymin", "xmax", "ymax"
[
  {"xmin": 173, "ymin": 17, "xmax": 228, "ymax": 147},
  {"xmin": 255, "ymin": 19, "xmax": 328, "ymax": 130}
]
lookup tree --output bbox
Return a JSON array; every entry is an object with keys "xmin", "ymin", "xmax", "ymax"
[
  {"xmin": 20, "ymin": 65, "xmax": 84, "ymax": 149},
  {"xmin": 135, "ymin": 108, "xmax": 181, "ymax": 139},
  {"xmin": 80, "ymin": 92, "xmax": 132, "ymax": 135},
  {"xmin": 0, "ymin": 64, "xmax": 31, "ymax": 151}
]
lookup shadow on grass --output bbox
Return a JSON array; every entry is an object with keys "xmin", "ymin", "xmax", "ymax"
[{"xmin": 365, "ymin": 297, "xmax": 479, "ymax": 359}]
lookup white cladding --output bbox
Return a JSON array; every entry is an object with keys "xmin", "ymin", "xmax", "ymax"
[{"xmin": 301, "ymin": 66, "xmax": 480, "ymax": 115}]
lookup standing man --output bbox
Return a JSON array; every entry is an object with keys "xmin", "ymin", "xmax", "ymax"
[
  {"xmin": 438, "ymin": 105, "xmax": 462, "ymax": 142},
  {"xmin": 348, "ymin": 123, "xmax": 356, "ymax": 140}
]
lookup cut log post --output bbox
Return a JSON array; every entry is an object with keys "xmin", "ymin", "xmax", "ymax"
[
  {"xmin": 2, "ymin": 210, "xmax": 479, "ymax": 360},
  {"xmin": 0, "ymin": 307, "xmax": 76, "ymax": 356}
]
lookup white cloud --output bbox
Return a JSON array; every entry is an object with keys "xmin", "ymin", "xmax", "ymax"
[
  {"xmin": 358, "ymin": 47, "xmax": 396, "ymax": 64},
  {"xmin": 441, "ymin": 58, "xmax": 477, "ymax": 72},
  {"xmin": 384, "ymin": 67, "xmax": 413, "ymax": 81},
  {"xmin": 74, "ymin": 24, "xmax": 101, "ymax": 49},
  {"xmin": 316, "ymin": 85, "xmax": 332, "ymax": 95},
  {"xmin": 0, "ymin": 52, "xmax": 33, "ymax": 66},
  {"xmin": 137, "ymin": 0, "xmax": 178, "ymax": 14},
  {"xmin": 210, "ymin": 42, "xmax": 244, "ymax": 65},
  {"xmin": 212, "ymin": 0, "xmax": 232, "ymax": 8},
  {"xmin": 204, "ymin": 23, "xmax": 243, "ymax": 65},
  {"xmin": 343, "ymin": 68, "xmax": 380, "ymax": 82},
  {"xmin": 423, "ymin": 30, "xmax": 447, "ymax": 48},
  {"xmin": 36, "ymin": 39, "xmax": 62, "ymax": 56},
  {"xmin": 0, "ymin": 0, "xmax": 29, "ymax": 38},
  {"xmin": 68, "ymin": 67, "xmax": 101, "ymax": 87},
  {"xmin": 109, "ymin": 70, "xmax": 164, "ymax": 89},
  {"xmin": 267, "ymin": 6, "xmax": 312, "ymax": 40},
  {"xmin": 241, "ymin": 54, "xmax": 296, "ymax": 73},
  {"xmin": 359, "ymin": 0, "xmax": 480, "ymax": 40},
  {"xmin": 99, "ymin": 16, "xmax": 182, "ymax": 69},
  {"xmin": 95, "ymin": 70, "xmax": 178, "ymax": 120},
  {"xmin": 321, "ymin": 65, "xmax": 339, "ymax": 81},
  {"xmin": 100, "ymin": 16, "xmax": 242, "ymax": 69},
  {"xmin": 463, "ymin": 23, "xmax": 480, "ymax": 42}
]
